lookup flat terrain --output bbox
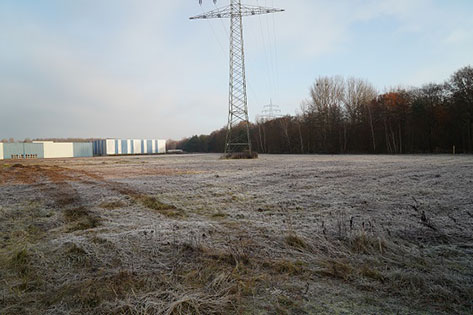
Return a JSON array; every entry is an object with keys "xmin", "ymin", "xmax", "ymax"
[{"xmin": 1, "ymin": 154, "xmax": 472, "ymax": 314}]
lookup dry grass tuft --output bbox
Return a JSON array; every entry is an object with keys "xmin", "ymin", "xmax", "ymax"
[
  {"xmin": 269, "ymin": 259, "xmax": 307, "ymax": 275},
  {"xmin": 349, "ymin": 231, "xmax": 387, "ymax": 254},
  {"xmin": 211, "ymin": 211, "xmax": 227, "ymax": 219},
  {"xmin": 99, "ymin": 200, "xmax": 127, "ymax": 210},
  {"xmin": 56, "ymin": 195, "xmax": 79, "ymax": 207},
  {"xmin": 164, "ymin": 293, "xmax": 232, "ymax": 315},
  {"xmin": 63, "ymin": 242, "xmax": 93, "ymax": 267},
  {"xmin": 64, "ymin": 207, "xmax": 101, "ymax": 231},
  {"xmin": 0, "ymin": 245, "xmax": 43, "ymax": 296},
  {"xmin": 139, "ymin": 195, "xmax": 174, "ymax": 211},
  {"xmin": 359, "ymin": 264, "xmax": 385, "ymax": 282},
  {"xmin": 285, "ymin": 234, "xmax": 308, "ymax": 250},
  {"xmin": 137, "ymin": 195, "xmax": 185, "ymax": 218},
  {"xmin": 64, "ymin": 242, "xmax": 87, "ymax": 256},
  {"xmin": 167, "ymin": 239, "xmax": 266, "ymax": 313},
  {"xmin": 319, "ymin": 259, "xmax": 354, "ymax": 281},
  {"xmin": 7, "ymin": 247, "xmax": 33, "ymax": 277},
  {"xmin": 275, "ymin": 295, "xmax": 305, "ymax": 315}
]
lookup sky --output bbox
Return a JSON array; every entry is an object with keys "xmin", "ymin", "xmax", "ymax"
[{"xmin": 1, "ymin": 0, "xmax": 472, "ymax": 140}]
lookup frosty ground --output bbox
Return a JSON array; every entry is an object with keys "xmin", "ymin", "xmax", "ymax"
[{"xmin": 1, "ymin": 154, "xmax": 472, "ymax": 314}]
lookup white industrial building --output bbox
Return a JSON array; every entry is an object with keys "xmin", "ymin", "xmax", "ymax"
[
  {"xmin": 0, "ymin": 141, "xmax": 93, "ymax": 160},
  {"xmin": 93, "ymin": 139, "xmax": 166, "ymax": 156},
  {"xmin": 35, "ymin": 141, "xmax": 74, "ymax": 159},
  {"xmin": 0, "ymin": 138, "xmax": 167, "ymax": 160}
]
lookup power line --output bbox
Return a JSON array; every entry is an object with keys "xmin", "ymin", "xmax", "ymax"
[
  {"xmin": 256, "ymin": 0, "xmax": 274, "ymax": 95},
  {"xmin": 197, "ymin": 3, "xmax": 227, "ymax": 58}
]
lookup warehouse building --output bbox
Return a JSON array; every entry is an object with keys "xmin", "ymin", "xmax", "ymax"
[
  {"xmin": 93, "ymin": 139, "xmax": 166, "ymax": 156},
  {"xmin": 0, "ymin": 141, "xmax": 93, "ymax": 160},
  {"xmin": 0, "ymin": 138, "xmax": 167, "ymax": 160}
]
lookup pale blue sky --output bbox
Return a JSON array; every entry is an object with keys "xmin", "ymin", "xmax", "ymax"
[{"xmin": 1, "ymin": 0, "xmax": 472, "ymax": 140}]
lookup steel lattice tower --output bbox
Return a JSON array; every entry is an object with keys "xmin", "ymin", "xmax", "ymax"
[{"xmin": 190, "ymin": 1, "xmax": 284, "ymax": 155}]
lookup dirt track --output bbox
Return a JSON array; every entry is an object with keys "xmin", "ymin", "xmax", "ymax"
[{"xmin": 1, "ymin": 154, "xmax": 472, "ymax": 314}]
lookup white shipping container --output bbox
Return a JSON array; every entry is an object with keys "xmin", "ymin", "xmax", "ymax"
[
  {"xmin": 106, "ymin": 139, "xmax": 116, "ymax": 155},
  {"xmin": 133, "ymin": 139, "xmax": 142, "ymax": 154},
  {"xmin": 157, "ymin": 140, "xmax": 166, "ymax": 153},
  {"xmin": 0, "ymin": 143, "xmax": 3, "ymax": 160},
  {"xmin": 143, "ymin": 139, "xmax": 148, "ymax": 154},
  {"xmin": 42, "ymin": 142, "xmax": 74, "ymax": 158},
  {"xmin": 152, "ymin": 140, "xmax": 156, "ymax": 154}
]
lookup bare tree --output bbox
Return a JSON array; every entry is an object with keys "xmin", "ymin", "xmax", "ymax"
[
  {"xmin": 344, "ymin": 78, "xmax": 377, "ymax": 123},
  {"xmin": 308, "ymin": 76, "xmax": 345, "ymax": 113},
  {"xmin": 279, "ymin": 116, "xmax": 292, "ymax": 151},
  {"xmin": 307, "ymin": 76, "xmax": 345, "ymax": 152},
  {"xmin": 344, "ymin": 78, "xmax": 377, "ymax": 152},
  {"xmin": 255, "ymin": 118, "xmax": 267, "ymax": 153}
]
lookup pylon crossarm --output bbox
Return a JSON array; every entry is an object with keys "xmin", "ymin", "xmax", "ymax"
[
  {"xmin": 239, "ymin": 5, "xmax": 284, "ymax": 16},
  {"xmin": 190, "ymin": 5, "xmax": 284, "ymax": 20},
  {"xmin": 190, "ymin": 6, "xmax": 231, "ymax": 20}
]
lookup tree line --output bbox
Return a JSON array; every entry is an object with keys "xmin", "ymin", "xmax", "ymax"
[{"xmin": 173, "ymin": 66, "xmax": 473, "ymax": 154}]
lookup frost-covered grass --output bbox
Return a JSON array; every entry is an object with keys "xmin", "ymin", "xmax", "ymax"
[{"xmin": 0, "ymin": 154, "xmax": 472, "ymax": 314}]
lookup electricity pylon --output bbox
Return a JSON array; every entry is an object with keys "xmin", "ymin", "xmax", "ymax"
[
  {"xmin": 190, "ymin": 1, "xmax": 284, "ymax": 155},
  {"xmin": 260, "ymin": 99, "xmax": 282, "ymax": 121}
]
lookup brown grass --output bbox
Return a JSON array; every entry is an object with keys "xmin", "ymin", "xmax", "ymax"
[
  {"xmin": 319, "ymin": 259, "xmax": 354, "ymax": 281},
  {"xmin": 137, "ymin": 195, "xmax": 185, "ymax": 218},
  {"xmin": 98, "ymin": 200, "xmax": 127, "ymax": 210},
  {"xmin": 172, "ymin": 241, "xmax": 259, "ymax": 312},
  {"xmin": 0, "ymin": 164, "xmax": 79, "ymax": 186},
  {"xmin": 211, "ymin": 211, "xmax": 227, "ymax": 219},
  {"xmin": 285, "ymin": 233, "xmax": 308, "ymax": 250},
  {"xmin": 6, "ymin": 247, "xmax": 33, "ymax": 277},
  {"xmin": 349, "ymin": 231, "xmax": 387, "ymax": 254},
  {"xmin": 42, "ymin": 271, "xmax": 150, "ymax": 309},
  {"xmin": 269, "ymin": 259, "xmax": 307, "ymax": 275},
  {"xmin": 359, "ymin": 264, "xmax": 385, "ymax": 282},
  {"xmin": 64, "ymin": 207, "xmax": 101, "ymax": 231}
]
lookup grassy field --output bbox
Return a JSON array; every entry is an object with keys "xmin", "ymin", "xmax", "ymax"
[{"xmin": 1, "ymin": 154, "xmax": 472, "ymax": 314}]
